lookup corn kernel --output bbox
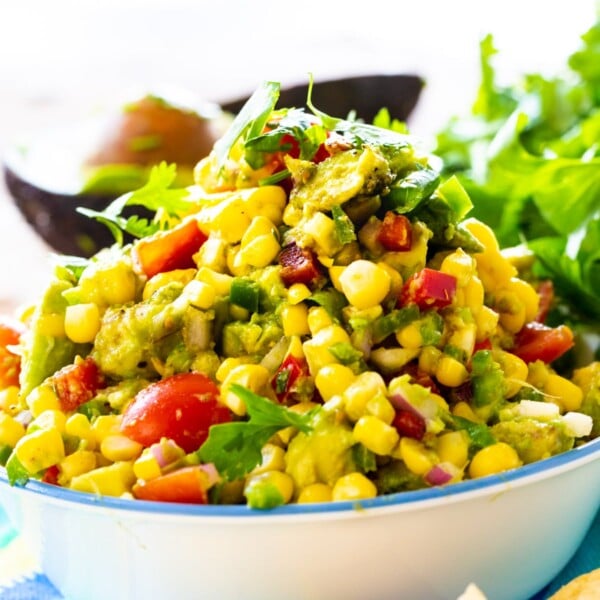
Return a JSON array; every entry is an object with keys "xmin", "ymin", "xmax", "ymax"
[
  {"xmin": 221, "ymin": 364, "xmax": 271, "ymax": 416},
  {"xmin": 57, "ymin": 450, "xmax": 97, "ymax": 486},
  {"xmin": 307, "ymin": 306, "xmax": 333, "ymax": 335},
  {"xmin": 26, "ymin": 385, "xmax": 60, "ymax": 418},
  {"xmin": 448, "ymin": 323, "xmax": 477, "ymax": 360},
  {"xmin": 376, "ymin": 261, "xmax": 403, "ymax": 296},
  {"xmin": 328, "ymin": 266, "xmax": 346, "ymax": 292},
  {"xmin": 143, "ymin": 269, "xmax": 196, "ymax": 301},
  {"xmin": 495, "ymin": 289, "xmax": 527, "ymax": 334},
  {"xmin": 496, "ymin": 351, "xmax": 528, "ymax": 398},
  {"xmin": 353, "ymin": 416, "xmax": 400, "ymax": 456},
  {"xmin": 251, "ymin": 443, "xmax": 286, "ymax": 475},
  {"xmin": 304, "ymin": 212, "xmax": 338, "ymax": 256},
  {"xmin": 437, "ymin": 431, "xmax": 469, "ymax": 468},
  {"xmin": 544, "ymin": 374, "xmax": 584, "ymax": 412},
  {"xmin": 196, "ymin": 267, "xmax": 233, "ymax": 296},
  {"xmin": 462, "ymin": 218, "xmax": 500, "ymax": 252},
  {"xmin": 215, "ymin": 357, "xmax": 249, "ymax": 383},
  {"xmin": 0, "ymin": 386, "xmax": 20, "ymax": 415},
  {"xmin": 241, "ymin": 215, "xmax": 277, "ymax": 246},
  {"xmin": 101, "ymin": 434, "xmax": 144, "ymax": 462},
  {"xmin": 399, "ymin": 437, "xmax": 435, "ymax": 475},
  {"xmin": 396, "ymin": 323, "xmax": 423, "ymax": 349},
  {"xmin": 460, "ymin": 276, "xmax": 485, "ymax": 313},
  {"xmin": 339, "ymin": 260, "xmax": 390, "ymax": 310},
  {"xmin": 70, "ymin": 461, "xmax": 136, "ymax": 497},
  {"xmin": 418, "ymin": 346, "xmax": 442, "ymax": 375},
  {"xmin": 287, "ymin": 283, "xmax": 312, "ymax": 305},
  {"xmin": 281, "ymin": 303, "xmax": 310, "ymax": 337},
  {"xmin": 133, "ymin": 452, "xmax": 162, "ymax": 481},
  {"xmin": 436, "ymin": 356, "xmax": 469, "ymax": 387},
  {"xmin": 507, "ymin": 277, "xmax": 539, "ymax": 322},
  {"xmin": 297, "ymin": 483, "xmax": 333, "ymax": 504},
  {"xmin": 194, "ymin": 237, "xmax": 228, "ymax": 271},
  {"xmin": 36, "ymin": 313, "xmax": 66, "ymax": 338},
  {"xmin": 440, "ymin": 249, "xmax": 475, "ymax": 287},
  {"xmin": 469, "ymin": 443, "xmax": 522, "ymax": 478},
  {"xmin": 315, "ymin": 364, "xmax": 356, "ymax": 401},
  {"xmin": 244, "ymin": 470, "xmax": 294, "ymax": 508},
  {"xmin": 303, "ymin": 325, "xmax": 352, "ymax": 376},
  {"xmin": 239, "ymin": 233, "xmax": 281, "ymax": 268},
  {"xmin": 64, "ymin": 303, "xmax": 101, "ymax": 344},
  {"xmin": 331, "ymin": 472, "xmax": 377, "ymax": 502},
  {"xmin": 92, "ymin": 415, "xmax": 122, "ymax": 444},
  {"xmin": 343, "ymin": 371, "xmax": 387, "ymax": 422},
  {"xmin": 452, "ymin": 401, "xmax": 481, "ymax": 422},
  {"xmin": 15, "ymin": 428, "xmax": 65, "ymax": 473},
  {"xmin": 65, "ymin": 413, "xmax": 96, "ymax": 449},
  {"xmin": 29, "ymin": 409, "xmax": 67, "ymax": 434},
  {"xmin": 475, "ymin": 306, "xmax": 500, "ymax": 342},
  {"xmin": 0, "ymin": 413, "xmax": 26, "ymax": 447},
  {"xmin": 365, "ymin": 395, "xmax": 396, "ymax": 425}
]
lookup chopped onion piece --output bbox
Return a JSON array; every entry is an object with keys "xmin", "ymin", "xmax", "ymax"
[
  {"xmin": 517, "ymin": 400, "xmax": 560, "ymax": 419},
  {"xmin": 425, "ymin": 462, "xmax": 456, "ymax": 486},
  {"xmin": 562, "ymin": 412, "xmax": 593, "ymax": 437},
  {"xmin": 198, "ymin": 463, "xmax": 221, "ymax": 488}
]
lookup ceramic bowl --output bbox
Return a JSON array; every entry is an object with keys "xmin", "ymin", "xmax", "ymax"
[{"xmin": 1, "ymin": 436, "xmax": 599, "ymax": 600}]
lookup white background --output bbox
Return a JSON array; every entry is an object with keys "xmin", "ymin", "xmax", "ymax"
[{"xmin": 0, "ymin": 0, "xmax": 597, "ymax": 310}]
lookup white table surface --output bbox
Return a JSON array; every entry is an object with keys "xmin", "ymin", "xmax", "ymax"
[{"xmin": 0, "ymin": 0, "xmax": 596, "ymax": 313}]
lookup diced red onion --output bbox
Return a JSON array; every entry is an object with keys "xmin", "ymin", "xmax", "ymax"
[
  {"xmin": 197, "ymin": 463, "xmax": 221, "ymax": 488},
  {"xmin": 425, "ymin": 463, "xmax": 454, "ymax": 486},
  {"xmin": 389, "ymin": 393, "xmax": 422, "ymax": 417},
  {"xmin": 151, "ymin": 440, "xmax": 181, "ymax": 468}
]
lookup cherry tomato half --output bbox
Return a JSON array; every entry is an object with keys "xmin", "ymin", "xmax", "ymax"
[{"xmin": 121, "ymin": 373, "xmax": 231, "ymax": 453}]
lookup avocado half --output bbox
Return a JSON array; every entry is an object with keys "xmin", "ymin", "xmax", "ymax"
[{"xmin": 3, "ymin": 74, "xmax": 424, "ymax": 257}]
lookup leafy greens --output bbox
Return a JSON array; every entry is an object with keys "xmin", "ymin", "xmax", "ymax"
[{"xmin": 435, "ymin": 23, "xmax": 600, "ymax": 322}]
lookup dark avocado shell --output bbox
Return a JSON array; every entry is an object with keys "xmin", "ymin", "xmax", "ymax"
[{"xmin": 3, "ymin": 74, "xmax": 424, "ymax": 258}]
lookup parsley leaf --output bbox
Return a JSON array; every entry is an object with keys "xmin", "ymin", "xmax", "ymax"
[{"xmin": 197, "ymin": 384, "xmax": 316, "ymax": 481}]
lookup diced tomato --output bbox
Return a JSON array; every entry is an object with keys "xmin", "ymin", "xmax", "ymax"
[
  {"xmin": 512, "ymin": 322, "xmax": 574, "ymax": 364},
  {"xmin": 132, "ymin": 466, "xmax": 209, "ymax": 504},
  {"xmin": 0, "ymin": 318, "xmax": 24, "ymax": 388},
  {"xmin": 278, "ymin": 243, "xmax": 323, "ymax": 288},
  {"xmin": 392, "ymin": 409, "xmax": 426, "ymax": 440},
  {"xmin": 399, "ymin": 268, "xmax": 457, "ymax": 310},
  {"xmin": 473, "ymin": 338, "xmax": 493, "ymax": 353},
  {"xmin": 52, "ymin": 357, "xmax": 105, "ymax": 412},
  {"xmin": 271, "ymin": 354, "xmax": 309, "ymax": 403},
  {"xmin": 132, "ymin": 219, "xmax": 207, "ymax": 279},
  {"xmin": 535, "ymin": 280, "xmax": 554, "ymax": 323},
  {"xmin": 377, "ymin": 211, "xmax": 412, "ymax": 251},
  {"xmin": 121, "ymin": 373, "xmax": 231, "ymax": 453},
  {"xmin": 42, "ymin": 465, "xmax": 60, "ymax": 486}
]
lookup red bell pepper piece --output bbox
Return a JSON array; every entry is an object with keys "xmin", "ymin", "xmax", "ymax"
[
  {"xmin": 512, "ymin": 322, "xmax": 574, "ymax": 364},
  {"xmin": 377, "ymin": 211, "xmax": 412, "ymax": 251},
  {"xmin": 399, "ymin": 268, "xmax": 457, "ymax": 310},
  {"xmin": 271, "ymin": 354, "xmax": 309, "ymax": 403},
  {"xmin": 279, "ymin": 243, "xmax": 323, "ymax": 288},
  {"xmin": 132, "ymin": 219, "xmax": 207, "ymax": 279},
  {"xmin": 51, "ymin": 357, "xmax": 106, "ymax": 413}
]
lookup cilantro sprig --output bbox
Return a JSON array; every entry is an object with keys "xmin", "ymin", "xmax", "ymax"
[
  {"xmin": 77, "ymin": 162, "xmax": 192, "ymax": 245},
  {"xmin": 197, "ymin": 385, "xmax": 317, "ymax": 481}
]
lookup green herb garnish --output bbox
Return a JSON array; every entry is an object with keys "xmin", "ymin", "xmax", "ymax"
[{"xmin": 197, "ymin": 385, "xmax": 317, "ymax": 481}]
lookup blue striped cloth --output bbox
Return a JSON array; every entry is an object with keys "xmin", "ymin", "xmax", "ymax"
[{"xmin": 1, "ymin": 505, "xmax": 598, "ymax": 599}]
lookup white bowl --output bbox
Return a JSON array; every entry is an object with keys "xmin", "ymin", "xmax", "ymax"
[{"xmin": 1, "ymin": 437, "xmax": 599, "ymax": 600}]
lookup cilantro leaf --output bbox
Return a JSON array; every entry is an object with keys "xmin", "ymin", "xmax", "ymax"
[
  {"xmin": 197, "ymin": 384, "xmax": 316, "ymax": 481},
  {"xmin": 78, "ymin": 162, "xmax": 191, "ymax": 245},
  {"xmin": 214, "ymin": 81, "xmax": 280, "ymax": 168}
]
